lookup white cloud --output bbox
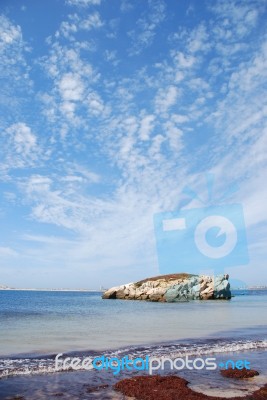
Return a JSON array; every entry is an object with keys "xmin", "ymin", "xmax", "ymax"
[
  {"xmin": 174, "ymin": 51, "xmax": 196, "ymax": 69},
  {"xmin": 128, "ymin": 0, "xmax": 166, "ymax": 55},
  {"xmin": 56, "ymin": 21, "xmax": 77, "ymax": 40},
  {"xmin": 58, "ymin": 73, "xmax": 84, "ymax": 101},
  {"xmin": 164, "ymin": 121, "xmax": 183, "ymax": 152},
  {"xmin": 23, "ymin": 175, "xmax": 89, "ymax": 231},
  {"xmin": 80, "ymin": 13, "xmax": 103, "ymax": 30},
  {"xmin": 6, "ymin": 123, "xmax": 37, "ymax": 158},
  {"xmin": 0, "ymin": 16, "xmax": 32, "ymax": 129},
  {"xmin": 155, "ymin": 85, "xmax": 178, "ymax": 114},
  {"xmin": 148, "ymin": 134, "xmax": 165, "ymax": 161},
  {"xmin": 0, "ymin": 15, "xmax": 26, "ymax": 64},
  {"xmin": 209, "ymin": 0, "xmax": 262, "ymax": 40},
  {"xmin": 41, "ymin": 43, "xmax": 97, "ymax": 82},
  {"xmin": 60, "ymin": 101, "xmax": 76, "ymax": 120},
  {"xmin": 14, "ymin": 125, "xmax": 37, "ymax": 155},
  {"xmin": 120, "ymin": 0, "xmax": 134, "ymax": 13},
  {"xmin": 104, "ymin": 50, "xmax": 120, "ymax": 66},
  {"xmin": 208, "ymin": 38, "xmax": 267, "ymax": 142},
  {"xmin": 62, "ymin": 175, "xmax": 84, "ymax": 183},
  {"xmin": 187, "ymin": 23, "xmax": 211, "ymax": 54},
  {"xmin": 39, "ymin": 41, "xmax": 100, "ymax": 134},
  {"xmin": 0, "ymin": 22, "xmax": 21, "ymax": 46},
  {"xmin": 68, "ymin": 164, "xmax": 100, "ymax": 183},
  {"xmin": 87, "ymin": 91, "xmax": 106, "ymax": 116},
  {"xmin": 139, "ymin": 115, "xmax": 155, "ymax": 140},
  {"xmin": 187, "ymin": 78, "xmax": 210, "ymax": 95},
  {"xmin": 65, "ymin": 0, "xmax": 101, "ymax": 7},
  {"xmin": 56, "ymin": 12, "xmax": 103, "ymax": 39},
  {"xmin": 171, "ymin": 114, "xmax": 189, "ymax": 124}
]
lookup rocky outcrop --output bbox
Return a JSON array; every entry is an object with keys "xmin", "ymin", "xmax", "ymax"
[{"xmin": 102, "ymin": 273, "xmax": 231, "ymax": 302}]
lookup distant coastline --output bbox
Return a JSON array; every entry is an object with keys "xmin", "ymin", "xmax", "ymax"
[
  {"xmin": 232, "ymin": 286, "xmax": 267, "ymax": 290},
  {"xmin": 1, "ymin": 284, "xmax": 267, "ymax": 292},
  {"xmin": 0, "ymin": 287, "xmax": 102, "ymax": 292}
]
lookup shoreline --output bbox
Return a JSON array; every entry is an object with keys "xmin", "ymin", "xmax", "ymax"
[
  {"xmin": 1, "ymin": 325, "xmax": 267, "ymax": 376},
  {"xmin": 0, "ymin": 347, "xmax": 266, "ymax": 399}
]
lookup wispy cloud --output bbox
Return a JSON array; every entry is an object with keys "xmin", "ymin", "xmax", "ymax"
[
  {"xmin": 209, "ymin": 0, "xmax": 262, "ymax": 40},
  {"xmin": 0, "ymin": 15, "xmax": 32, "ymax": 130},
  {"xmin": 155, "ymin": 85, "xmax": 179, "ymax": 115},
  {"xmin": 7, "ymin": 123, "xmax": 37, "ymax": 157},
  {"xmin": 128, "ymin": 0, "xmax": 166, "ymax": 55},
  {"xmin": 0, "ymin": 123, "xmax": 42, "ymax": 175},
  {"xmin": 65, "ymin": 0, "xmax": 101, "ymax": 7},
  {"xmin": 56, "ymin": 12, "xmax": 104, "ymax": 40}
]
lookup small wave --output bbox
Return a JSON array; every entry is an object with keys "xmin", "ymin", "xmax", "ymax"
[{"xmin": 1, "ymin": 339, "xmax": 267, "ymax": 379}]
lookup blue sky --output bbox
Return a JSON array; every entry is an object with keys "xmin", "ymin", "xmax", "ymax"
[{"xmin": 0, "ymin": 0, "xmax": 266, "ymax": 289}]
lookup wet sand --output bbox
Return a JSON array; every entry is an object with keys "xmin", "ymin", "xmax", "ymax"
[{"xmin": 0, "ymin": 350, "xmax": 267, "ymax": 400}]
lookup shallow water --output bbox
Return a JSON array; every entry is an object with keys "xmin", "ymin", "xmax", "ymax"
[
  {"xmin": 0, "ymin": 290, "xmax": 267, "ymax": 398},
  {"xmin": 1, "ymin": 290, "xmax": 267, "ymax": 357},
  {"xmin": 0, "ymin": 348, "xmax": 266, "ymax": 399}
]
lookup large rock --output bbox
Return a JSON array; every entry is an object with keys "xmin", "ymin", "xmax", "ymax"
[
  {"xmin": 214, "ymin": 275, "xmax": 231, "ymax": 299},
  {"xmin": 102, "ymin": 286, "xmax": 121, "ymax": 299},
  {"xmin": 102, "ymin": 273, "xmax": 231, "ymax": 302}
]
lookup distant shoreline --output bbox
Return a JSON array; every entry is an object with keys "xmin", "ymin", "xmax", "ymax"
[
  {"xmin": 232, "ymin": 287, "xmax": 267, "ymax": 290},
  {"xmin": 0, "ymin": 288, "xmax": 102, "ymax": 292},
  {"xmin": 1, "ymin": 287, "xmax": 267, "ymax": 292}
]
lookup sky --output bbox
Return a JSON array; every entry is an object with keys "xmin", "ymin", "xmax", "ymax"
[{"xmin": 0, "ymin": 0, "xmax": 266, "ymax": 289}]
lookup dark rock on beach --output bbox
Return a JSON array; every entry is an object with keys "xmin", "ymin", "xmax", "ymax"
[
  {"xmin": 220, "ymin": 368, "xmax": 259, "ymax": 379},
  {"xmin": 102, "ymin": 273, "xmax": 231, "ymax": 302},
  {"xmin": 114, "ymin": 375, "xmax": 267, "ymax": 400}
]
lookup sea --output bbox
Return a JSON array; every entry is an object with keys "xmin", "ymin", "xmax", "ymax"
[{"xmin": 0, "ymin": 289, "xmax": 267, "ymax": 399}]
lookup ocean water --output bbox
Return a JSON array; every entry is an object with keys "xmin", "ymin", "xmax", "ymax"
[{"xmin": 0, "ymin": 289, "xmax": 267, "ymax": 398}]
